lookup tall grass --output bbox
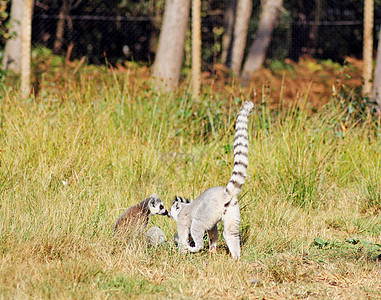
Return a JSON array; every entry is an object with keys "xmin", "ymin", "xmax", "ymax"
[{"xmin": 0, "ymin": 70, "xmax": 380, "ymax": 298}]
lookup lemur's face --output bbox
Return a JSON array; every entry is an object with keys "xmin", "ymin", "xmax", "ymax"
[
  {"xmin": 148, "ymin": 194, "xmax": 168, "ymax": 216},
  {"xmin": 168, "ymin": 196, "xmax": 190, "ymax": 221},
  {"xmin": 169, "ymin": 201, "xmax": 183, "ymax": 221}
]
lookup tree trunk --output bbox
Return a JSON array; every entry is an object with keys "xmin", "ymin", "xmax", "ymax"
[
  {"xmin": 362, "ymin": 0, "xmax": 374, "ymax": 96},
  {"xmin": 230, "ymin": 0, "xmax": 252, "ymax": 76},
  {"xmin": 153, "ymin": 0, "xmax": 191, "ymax": 91},
  {"xmin": 308, "ymin": 0, "xmax": 322, "ymax": 55},
  {"xmin": 241, "ymin": 0, "xmax": 283, "ymax": 86},
  {"xmin": 221, "ymin": 0, "xmax": 236, "ymax": 66},
  {"xmin": 372, "ymin": 30, "xmax": 381, "ymax": 109},
  {"xmin": 21, "ymin": 0, "xmax": 33, "ymax": 97},
  {"xmin": 3, "ymin": 0, "xmax": 23, "ymax": 73},
  {"xmin": 54, "ymin": 0, "xmax": 70, "ymax": 54},
  {"xmin": 192, "ymin": 0, "xmax": 201, "ymax": 97}
]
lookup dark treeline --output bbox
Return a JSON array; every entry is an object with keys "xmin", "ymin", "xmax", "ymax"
[{"xmin": 19, "ymin": 0, "xmax": 381, "ymax": 65}]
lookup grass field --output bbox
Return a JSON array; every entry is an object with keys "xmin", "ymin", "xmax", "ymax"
[{"xmin": 0, "ymin": 63, "xmax": 381, "ymax": 299}]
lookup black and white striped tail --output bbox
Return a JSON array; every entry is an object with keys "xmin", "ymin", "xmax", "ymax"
[
  {"xmin": 225, "ymin": 100, "xmax": 254, "ymax": 198},
  {"xmin": 173, "ymin": 196, "xmax": 190, "ymax": 204}
]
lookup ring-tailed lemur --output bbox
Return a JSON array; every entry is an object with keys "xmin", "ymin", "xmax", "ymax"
[
  {"xmin": 170, "ymin": 101, "xmax": 254, "ymax": 259},
  {"xmin": 169, "ymin": 196, "xmax": 196, "ymax": 248},
  {"xmin": 169, "ymin": 196, "xmax": 190, "ymax": 222},
  {"xmin": 113, "ymin": 193, "xmax": 168, "ymax": 234}
]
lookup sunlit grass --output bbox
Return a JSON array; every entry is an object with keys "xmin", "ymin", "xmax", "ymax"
[{"xmin": 0, "ymin": 68, "xmax": 380, "ymax": 298}]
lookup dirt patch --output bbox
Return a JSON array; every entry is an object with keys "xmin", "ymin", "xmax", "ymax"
[{"xmin": 201, "ymin": 56, "xmax": 363, "ymax": 108}]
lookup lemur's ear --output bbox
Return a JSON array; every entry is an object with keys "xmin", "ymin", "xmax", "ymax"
[
  {"xmin": 150, "ymin": 198, "xmax": 156, "ymax": 207},
  {"xmin": 150, "ymin": 193, "xmax": 158, "ymax": 199}
]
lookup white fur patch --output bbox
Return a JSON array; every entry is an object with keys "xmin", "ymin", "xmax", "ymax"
[
  {"xmin": 234, "ymin": 136, "xmax": 248, "ymax": 146},
  {"xmin": 234, "ymin": 154, "xmax": 248, "ymax": 164},
  {"xmin": 233, "ymin": 163, "xmax": 247, "ymax": 173},
  {"xmin": 234, "ymin": 146, "xmax": 248, "ymax": 155},
  {"xmin": 236, "ymin": 116, "xmax": 248, "ymax": 124}
]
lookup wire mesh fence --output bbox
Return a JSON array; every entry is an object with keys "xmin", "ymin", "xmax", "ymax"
[
  {"xmin": 5, "ymin": 0, "xmax": 381, "ymax": 67},
  {"xmin": 32, "ymin": 14, "xmax": 156, "ymax": 65}
]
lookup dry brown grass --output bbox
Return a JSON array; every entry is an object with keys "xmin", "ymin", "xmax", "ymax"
[{"xmin": 0, "ymin": 61, "xmax": 380, "ymax": 299}]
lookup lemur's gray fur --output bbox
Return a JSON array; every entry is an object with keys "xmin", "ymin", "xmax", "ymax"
[
  {"xmin": 170, "ymin": 196, "xmax": 195, "ymax": 248},
  {"xmin": 113, "ymin": 193, "xmax": 168, "ymax": 235},
  {"xmin": 169, "ymin": 196, "xmax": 191, "ymax": 223},
  {"xmin": 169, "ymin": 101, "xmax": 254, "ymax": 259}
]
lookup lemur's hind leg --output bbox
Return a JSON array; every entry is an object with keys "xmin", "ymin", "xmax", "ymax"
[
  {"xmin": 188, "ymin": 220, "xmax": 205, "ymax": 253},
  {"xmin": 207, "ymin": 224, "xmax": 218, "ymax": 252},
  {"xmin": 222, "ymin": 200, "xmax": 241, "ymax": 259}
]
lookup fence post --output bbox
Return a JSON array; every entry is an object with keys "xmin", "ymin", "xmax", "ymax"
[
  {"xmin": 21, "ymin": 0, "xmax": 32, "ymax": 98},
  {"xmin": 192, "ymin": 0, "xmax": 201, "ymax": 98},
  {"xmin": 362, "ymin": 0, "xmax": 374, "ymax": 96}
]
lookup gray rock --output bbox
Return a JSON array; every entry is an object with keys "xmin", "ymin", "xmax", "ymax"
[{"xmin": 146, "ymin": 226, "xmax": 167, "ymax": 247}]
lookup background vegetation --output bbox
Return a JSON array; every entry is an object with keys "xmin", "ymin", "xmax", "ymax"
[
  {"xmin": 0, "ymin": 56, "xmax": 380, "ymax": 298},
  {"xmin": 9, "ymin": 0, "xmax": 378, "ymax": 65}
]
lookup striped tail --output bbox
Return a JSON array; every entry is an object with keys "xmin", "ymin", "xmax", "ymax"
[
  {"xmin": 173, "ymin": 196, "xmax": 190, "ymax": 204},
  {"xmin": 225, "ymin": 100, "xmax": 254, "ymax": 198}
]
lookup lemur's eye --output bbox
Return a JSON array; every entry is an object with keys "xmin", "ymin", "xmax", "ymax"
[{"xmin": 159, "ymin": 205, "xmax": 164, "ymax": 210}]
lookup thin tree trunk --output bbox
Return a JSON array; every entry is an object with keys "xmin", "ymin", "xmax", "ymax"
[
  {"xmin": 3, "ymin": 0, "xmax": 23, "ymax": 73},
  {"xmin": 309, "ymin": 0, "xmax": 322, "ymax": 55},
  {"xmin": 241, "ymin": 0, "xmax": 283, "ymax": 86},
  {"xmin": 192, "ymin": 0, "xmax": 201, "ymax": 97},
  {"xmin": 372, "ymin": 30, "xmax": 381, "ymax": 109},
  {"xmin": 21, "ymin": 0, "xmax": 32, "ymax": 97},
  {"xmin": 153, "ymin": 0, "xmax": 191, "ymax": 91},
  {"xmin": 362, "ymin": 0, "xmax": 374, "ymax": 96},
  {"xmin": 221, "ymin": 0, "xmax": 236, "ymax": 66},
  {"xmin": 231, "ymin": 0, "xmax": 252, "ymax": 76},
  {"xmin": 54, "ymin": 0, "xmax": 70, "ymax": 54}
]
